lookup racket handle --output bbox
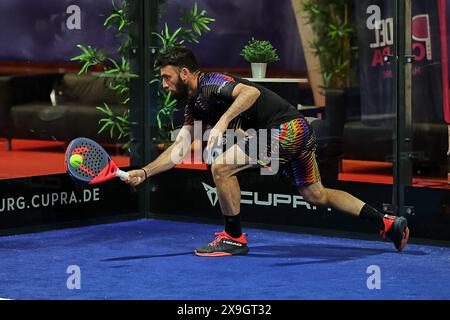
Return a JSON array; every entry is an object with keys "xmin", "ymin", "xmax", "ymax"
[
  {"xmin": 206, "ymin": 146, "xmax": 222, "ymax": 164},
  {"xmin": 116, "ymin": 169, "xmax": 129, "ymax": 180}
]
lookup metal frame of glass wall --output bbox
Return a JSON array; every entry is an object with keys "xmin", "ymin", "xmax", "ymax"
[
  {"xmin": 128, "ymin": 0, "xmax": 160, "ymax": 218},
  {"xmin": 393, "ymin": 0, "xmax": 413, "ymax": 216}
]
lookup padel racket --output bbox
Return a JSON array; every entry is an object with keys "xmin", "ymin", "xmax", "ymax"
[{"xmin": 65, "ymin": 137, "xmax": 129, "ymax": 184}]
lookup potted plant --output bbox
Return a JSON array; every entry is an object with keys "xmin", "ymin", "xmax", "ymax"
[{"xmin": 240, "ymin": 38, "xmax": 280, "ymax": 78}]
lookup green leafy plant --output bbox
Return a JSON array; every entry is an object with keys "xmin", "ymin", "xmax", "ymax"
[
  {"xmin": 104, "ymin": 0, "xmax": 127, "ymax": 31},
  {"xmin": 97, "ymin": 103, "xmax": 130, "ymax": 141},
  {"xmin": 151, "ymin": 1, "xmax": 215, "ymax": 145},
  {"xmin": 299, "ymin": 0, "xmax": 358, "ymax": 89},
  {"xmin": 70, "ymin": 44, "xmax": 107, "ymax": 74},
  {"xmin": 71, "ymin": 0, "xmax": 135, "ymax": 149},
  {"xmin": 179, "ymin": 1, "xmax": 215, "ymax": 43},
  {"xmin": 240, "ymin": 38, "xmax": 280, "ymax": 64},
  {"xmin": 71, "ymin": 0, "xmax": 215, "ymax": 149},
  {"xmin": 156, "ymin": 91, "xmax": 178, "ymax": 142}
]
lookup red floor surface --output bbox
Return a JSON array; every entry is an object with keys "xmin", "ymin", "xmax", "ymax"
[
  {"xmin": 339, "ymin": 159, "xmax": 393, "ymax": 185},
  {"xmin": 1, "ymin": 139, "xmax": 449, "ymax": 189},
  {"xmin": 340, "ymin": 159, "xmax": 450, "ymax": 189}
]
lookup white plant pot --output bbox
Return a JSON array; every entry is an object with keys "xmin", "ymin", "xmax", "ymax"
[{"xmin": 251, "ymin": 63, "xmax": 267, "ymax": 78}]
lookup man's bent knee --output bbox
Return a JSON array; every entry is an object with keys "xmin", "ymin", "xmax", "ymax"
[
  {"xmin": 211, "ymin": 163, "xmax": 234, "ymax": 181},
  {"xmin": 299, "ymin": 184, "xmax": 328, "ymax": 206}
]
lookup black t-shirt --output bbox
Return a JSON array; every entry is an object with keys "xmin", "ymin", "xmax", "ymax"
[{"xmin": 184, "ymin": 72, "xmax": 303, "ymax": 130}]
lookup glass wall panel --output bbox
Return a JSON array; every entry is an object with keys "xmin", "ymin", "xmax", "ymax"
[
  {"xmin": 409, "ymin": 0, "xmax": 449, "ymax": 189},
  {"xmin": 151, "ymin": 1, "xmax": 398, "ymax": 187},
  {"xmin": 147, "ymin": 0, "xmax": 398, "ymax": 234},
  {"xmin": 343, "ymin": 1, "xmax": 396, "ymax": 188},
  {"xmin": 0, "ymin": 0, "xmax": 140, "ymax": 232},
  {"xmin": 404, "ymin": 0, "xmax": 450, "ymax": 240},
  {"xmin": 0, "ymin": 0, "xmax": 130, "ymax": 180}
]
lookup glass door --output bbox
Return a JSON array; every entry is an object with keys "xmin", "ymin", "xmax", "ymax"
[
  {"xmin": 400, "ymin": 0, "xmax": 450, "ymax": 240},
  {"xmin": 0, "ymin": 0, "xmax": 143, "ymax": 233}
]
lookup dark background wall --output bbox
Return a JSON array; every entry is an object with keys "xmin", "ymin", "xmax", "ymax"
[
  {"xmin": 0, "ymin": 0, "xmax": 118, "ymax": 61},
  {"xmin": 0, "ymin": 0, "xmax": 307, "ymax": 72},
  {"xmin": 160, "ymin": 0, "xmax": 306, "ymax": 71}
]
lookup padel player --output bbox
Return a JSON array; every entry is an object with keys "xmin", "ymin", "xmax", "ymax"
[{"xmin": 125, "ymin": 46, "xmax": 409, "ymax": 257}]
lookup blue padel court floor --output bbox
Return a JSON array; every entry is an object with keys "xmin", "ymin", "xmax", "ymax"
[{"xmin": 0, "ymin": 219, "xmax": 450, "ymax": 300}]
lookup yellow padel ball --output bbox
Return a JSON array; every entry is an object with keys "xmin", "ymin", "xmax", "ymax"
[{"xmin": 69, "ymin": 154, "xmax": 83, "ymax": 169}]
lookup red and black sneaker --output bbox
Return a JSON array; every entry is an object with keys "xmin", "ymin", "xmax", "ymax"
[
  {"xmin": 380, "ymin": 214, "xmax": 410, "ymax": 252},
  {"xmin": 195, "ymin": 231, "xmax": 249, "ymax": 257}
]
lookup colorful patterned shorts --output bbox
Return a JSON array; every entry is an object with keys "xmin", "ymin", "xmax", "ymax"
[
  {"xmin": 275, "ymin": 117, "xmax": 321, "ymax": 187},
  {"xmin": 243, "ymin": 117, "xmax": 321, "ymax": 188}
]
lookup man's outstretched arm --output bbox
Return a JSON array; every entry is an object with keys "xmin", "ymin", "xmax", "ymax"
[{"xmin": 126, "ymin": 124, "xmax": 194, "ymax": 186}]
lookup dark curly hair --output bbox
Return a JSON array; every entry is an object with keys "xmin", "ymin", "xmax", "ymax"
[{"xmin": 155, "ymin": 46, "xmax": 199, "ymax": 72}]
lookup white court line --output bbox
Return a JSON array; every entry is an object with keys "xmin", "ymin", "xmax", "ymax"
[{"xmin": 0, "ymin": 298, "xmax": 12, "ymax": 300}]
